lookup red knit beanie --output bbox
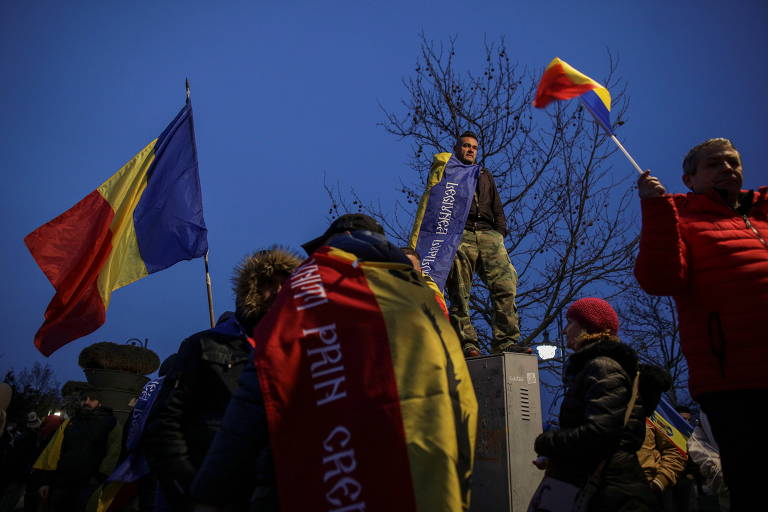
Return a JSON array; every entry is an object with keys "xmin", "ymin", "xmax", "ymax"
[{"xmin": 566, "ymin": 298, "xmax": 619, "ymax": 334}]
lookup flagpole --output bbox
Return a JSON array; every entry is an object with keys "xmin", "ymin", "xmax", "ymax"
[
  {"xmin": 577, "ymin": 97, "xmax": 644, "ymax": 175},
  {"xmin": 204, "ymin": 252, "xmax": 215, "ymax": 328},
  {"xmin": 609, "ymin": 135, "xmax": 644, "ymax": 175},
  {"xmin": 186, "ymin": 78, "xmax": 216, "ymax": 328}
]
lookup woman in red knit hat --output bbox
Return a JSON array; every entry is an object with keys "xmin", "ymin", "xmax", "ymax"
[{"xmin": 530, "ymin": 298, "xmax": 668, "ymax": 511}]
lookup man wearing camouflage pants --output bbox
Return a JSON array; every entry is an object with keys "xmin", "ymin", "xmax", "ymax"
[{"xmin": 445, "ymin": 131, "xmax": 524, "ymax": 357}]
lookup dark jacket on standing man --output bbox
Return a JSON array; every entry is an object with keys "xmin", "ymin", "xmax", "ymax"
[
  {"xmin": 53, "ymin": 405, "xmax": 116, "ymax": 487},
  {"xmin": 142, "ymin": 248, "xmax": 301, "ymax": 510},
  {"xmin": 142, "ymin": 321, "xmax": 254, "ymax": 504},
  {"xmin": 465, "ymin": 169, "xmax": 508, "ymax": 236},
  {"xmin": 190, "ymin": 231, "xmax": 414, "ymax": 510}
]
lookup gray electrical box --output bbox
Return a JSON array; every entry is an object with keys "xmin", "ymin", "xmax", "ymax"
[{"xmin": 466, "ymin": 353, "xmax": 543, "ymax": 512}]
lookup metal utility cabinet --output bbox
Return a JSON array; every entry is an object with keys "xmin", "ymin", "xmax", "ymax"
[{"xmin": 466, "ymin": 353, "xmax": 543, "ymax": 512}]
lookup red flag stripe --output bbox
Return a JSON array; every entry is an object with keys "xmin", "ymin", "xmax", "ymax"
[{"xmin": 254, "ymin": 250, "xmax": 417, "ymax": 512}]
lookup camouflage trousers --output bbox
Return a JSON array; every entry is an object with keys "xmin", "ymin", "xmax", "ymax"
[{"xmin": 445, "ymin": 229, "xmax": 520, "ymax": 352}]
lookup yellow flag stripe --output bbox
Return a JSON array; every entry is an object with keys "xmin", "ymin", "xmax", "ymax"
[
  {"xmin": 360, "ymin": 262, "xmax": 478, "ymax": 511},
  {"xmin": 95, "ymin": 140, "xmax": 156, "ymax": 307},
  {"xmin": 409, "ymin": 152, "xmax": 452, "ymax": 248}
]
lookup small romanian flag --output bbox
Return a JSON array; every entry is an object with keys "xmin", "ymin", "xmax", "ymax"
[
  {"xmin": 533, "ymin": 57, "xmax": 613, "ymax": 133},
  {"xmin": 25, "ymin": 101, "xmax": 208, "ymax": 356},
  {"xmin": 648, "ymin": 397, "xmax": 694, "ymax": 455}
]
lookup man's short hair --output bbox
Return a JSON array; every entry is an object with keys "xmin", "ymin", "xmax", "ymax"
[
  {"xmin": 458, "ymin": 130, "xmax": 479, "ymax": 142},
  {"xmin": 80, "ymin": 386, "xmax": 103, "ymax": 403},
  {"xmin": 682, "ymin": 138, "xmax": 738, "ymax": 175},
  {"xmin": 302, "ymin": 214, "xmax": 385, "ymax": 255}
]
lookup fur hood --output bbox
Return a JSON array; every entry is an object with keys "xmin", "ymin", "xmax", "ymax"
[
  {"xmin": 637, "ymin": 363, "xmax": 673, "ymax": 413},
  {"xmin": 567, "ymin": 336, "xmax": 639, "ymax": 379},
  {"xmin": 233, "ymin": 247, "xmax": 302, "ymax": 332}
]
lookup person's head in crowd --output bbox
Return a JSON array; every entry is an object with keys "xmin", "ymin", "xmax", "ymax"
[
  {"xmin": 454, "ymin": 131, "xmax": 479, "ymax": 165},
  {"xmin": 158, "ymin": 353, "xmax": 179, "ymax": 377},
  {"xmin": 233, "ymin": 247, "xmax": 302, "ymax": 332},
  {"xmin": 301, "ymin": 213, "xmax": 385, "ymax": 256},
  {"xmin": 682, "ymin": 138, "xmax": 742, "ymax": 200},
  {"xmin": 675, "ymin": 405, "xmax": 693, "ymax": 424},
  {"xmin": 26, "ymin": 411, "xmax": 42, "ymax": 430},
  {"xmin": 564, "ymin": 297, "xmax": 620, "ymax": 351},
  {"xmin": 80, "ymin": 388, "xmax": 102, "ymax": 410},
  {"xmin": 400, "ymin": 246, "xmax": 422, "ymax": 272}
]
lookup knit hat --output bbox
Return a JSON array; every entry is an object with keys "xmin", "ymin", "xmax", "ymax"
[
  {"xmin": 566, "ymin": 298, "xmax": 619, "ymax": 334},
  {"xmin": 302, "ymin": 214, "xmax": 385, "ymax": 255}
]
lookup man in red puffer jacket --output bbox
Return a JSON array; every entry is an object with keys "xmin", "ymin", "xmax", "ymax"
[{"xmin": 634, "ymin": 137, "xmax": 768, "ymax": 511}]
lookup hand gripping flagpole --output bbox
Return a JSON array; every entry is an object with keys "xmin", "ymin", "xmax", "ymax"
[
  {"xmin": 187, "ymin": 78, "xmax": 216, "ymax": 328},
  {"xmin": 578, "ymin": 97, "xmax": 644, "ymax": 174}
]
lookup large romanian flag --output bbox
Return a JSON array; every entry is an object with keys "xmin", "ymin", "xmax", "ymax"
[
  {"xmin": 25, "ymin": 101, "xmax": 208, "ymax": 356},
  {"xmin": 253, "ymin": 245, "xmax": 478, "ymax": 511},
  {"xmin": 533, "ymin": 57, "xmax": 613, "ymax": 133}
]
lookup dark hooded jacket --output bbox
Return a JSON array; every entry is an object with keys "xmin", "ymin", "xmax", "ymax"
[
  {"xmin": 535, "ymin": 336, "xmax": 670, "ymax": 511},
  {"xmin": 465, "ymin": 169, "xmax": 508, "ymax": 236},
  {"xmin": 190, "ymin": 231, "xmax": 410, "ymax": 510},
  {"xmin": 142, "ymin": 249, "xmax": 300, "ymax": 509},
  {"xmin": 54, "ymin": 405, "xmax": 116, "ymax": 486}
]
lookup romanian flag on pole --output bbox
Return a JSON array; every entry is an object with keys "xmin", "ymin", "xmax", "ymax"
[
  {"xmin": 254, "ymin": 245, "xmax": 478, "ymax": 511},
  {"xmin": 648, "ymin": 397, "xmax": 695, "ymax": 455},
  {"xmin": 533, "ymin": 57, "xmax": 613, "ymax": 133},
  {"xmin": 25, "ymin": 100, "xmax": 208, "ymax": 356}
]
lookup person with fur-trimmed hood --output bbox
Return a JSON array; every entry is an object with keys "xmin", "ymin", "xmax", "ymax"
[
  {"xmin": 532, "ymin": 298, "xmax": 671, "ymax": 512},
  {"xmin": 143, "ymin": 247, "xmax": 301, "ymax": 511}
]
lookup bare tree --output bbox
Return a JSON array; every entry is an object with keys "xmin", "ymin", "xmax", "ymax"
[
  {"xmin": 3, "ymin": 362, "xmax": 61, "ymax": 420},
  {"xmin": 328, "ymin": 35, "xmax": 639, "ymax": 398},
  {"xmin": 618, "ymin": 284, "xmax": 692, "ymax": 407}
]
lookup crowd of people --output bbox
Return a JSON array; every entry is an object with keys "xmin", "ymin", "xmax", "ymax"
[{"xmin": 1, "ymin": 134, "xmax": 764, "ymax": 512}]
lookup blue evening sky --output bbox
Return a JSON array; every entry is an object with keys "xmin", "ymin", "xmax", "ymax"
[{"xmin": 2, "ymin": 1, "xmax": 766, "ymax": 394}]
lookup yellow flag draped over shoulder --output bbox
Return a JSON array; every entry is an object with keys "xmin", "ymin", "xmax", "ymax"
[
  {"xmin": 253, "ymin": 245, "xmax": 478, "ymax": 511},
  {"xmin": 33, "ymin": 419, "xmax": 70, "ymax": 471},
  {"xmin": 359, "ymin": 252, "xmax": 478, "ymax": 510}
]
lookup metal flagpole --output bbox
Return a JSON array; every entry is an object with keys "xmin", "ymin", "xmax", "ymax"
[
  {"xmin": 609, "ymin": 135, "xmax": 644, "ymax": 175},
  {"xmin": 186, "ymin": 78, "xmax": 216, "ymax": 328},
  {"xmin": 578, "ymin": 97, "xmax": 644, "ymax": 174},
  {"xmin": 204, "ymin": 252, "xmax": 215, "ymax": 328}
]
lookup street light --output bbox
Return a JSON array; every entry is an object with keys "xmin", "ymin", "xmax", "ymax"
[{"xmin": 535, "ymin": 331, "xmax": 559, "ymax": 360}]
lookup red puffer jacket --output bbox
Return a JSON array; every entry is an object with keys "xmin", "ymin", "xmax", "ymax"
[{"xmin": 634, "ymin": 187, "xmax": 768, "ymax": 398}]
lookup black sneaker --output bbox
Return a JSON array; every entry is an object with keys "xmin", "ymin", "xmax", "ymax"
[
  {"xmin": 503, "ymin": 344, "xmax": 533, "ymax": 354},
  {"xmin": 463, "ymin": 344, "xmax": 481, "ymax": 358}
]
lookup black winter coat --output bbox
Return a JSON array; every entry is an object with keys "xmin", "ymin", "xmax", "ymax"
[
  {"xmin": 191, "ymin": 231, "xmax": 411, "ymax": 510},
  {"xmin": 143, "ymin": 319, "xmax": 252, "ymax": 505},
  {"xmin": 466, "ymin": 169, "xmax": 508, "ymax": 236},
  {"xmin": 55, "ymin": 406, "xmax": 116, "ymax": 486},
  {"xmin": 535, "ymin": 337, "xmax": 660, "ymax": 511}
]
